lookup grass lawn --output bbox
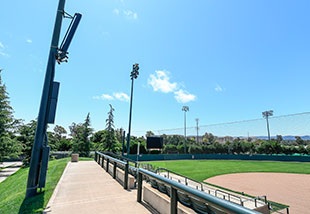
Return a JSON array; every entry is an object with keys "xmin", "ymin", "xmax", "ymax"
[
  {"xmin": 0, "ymin": 157, "xmax": 92, "ymax": 214},
  {"xmin": 147, "ymin": 159, "xmax": 310, "ymax": 182}
]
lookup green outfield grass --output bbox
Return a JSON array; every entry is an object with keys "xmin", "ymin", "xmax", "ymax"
[
  {"xmin": 147, "ymin": 159, "xmax": 310, "ymax": 182},
  {"xmin": 0, "ymin": 157, "xmax": 92, "ymax": 214}
]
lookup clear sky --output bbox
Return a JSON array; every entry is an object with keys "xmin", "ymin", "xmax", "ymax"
[{"xmin": 1, "ymin": 0, "xmax": 310, "ymax": 137}]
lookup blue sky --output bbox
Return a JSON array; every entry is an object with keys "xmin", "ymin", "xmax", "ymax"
[{"xmin": 1, "ymin": 0, "xmax": 310, "ymax": 136}]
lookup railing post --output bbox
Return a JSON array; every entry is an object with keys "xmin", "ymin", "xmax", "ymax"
[
  {"xmin": 286, "ymin": 207, "xmax": 289, "ymax": 214},
  {"xmin": 124, "ymin": 161, "xmax": 129, "ymax": 189},
  {"xmin": 137, "ymin": 171, "xmax": 142, "ymax": 202},
  {"xmin": 113, "ymin": 161, "xmax": 117, "ymax": 179},
  {"xmin": 134, "ymin": 162, "xmax": 138, "ymax": 188},
  {"xmin": 101, "ymin": 156, "xmax": 104, "ymax": 168},
  {"xmin": 106, "ymin": 158, "xmax": 109, "ymax": 172},
  {"xmin": 170, "ymin": 187, "xmax": 177, "ymax": 214},
  {"xmin": 95, "ymin": 151, "xmax": 97, "ymax": 162}
]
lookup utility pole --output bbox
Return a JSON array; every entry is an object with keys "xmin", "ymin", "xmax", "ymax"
[
  {"xmin": 126, "ymin": 63, "xmax": 139, "ymax": 155},
  {"xmin": 262, "ymin": 110, "xmax": 273, "ymax": 142},
  {"xmin": 195, "ymin": 118, "xmax": 199, "ymax": 144},
  {"xmin": 182, "ymin": 106, "xmax": 189, "ymax": 153},
  {"xmin": 26, "ymin": 0, "xmax": 81, "ymax": 198}
]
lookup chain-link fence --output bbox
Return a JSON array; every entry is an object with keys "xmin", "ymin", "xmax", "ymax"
[{"xmin": 144, "ymin": 112, "xmax": 310, "ymax": 142}]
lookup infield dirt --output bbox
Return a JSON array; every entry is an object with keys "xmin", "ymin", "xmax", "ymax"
[{"xmin": 205, "ymin": 173, "xmax": 310, "ymax": 214}]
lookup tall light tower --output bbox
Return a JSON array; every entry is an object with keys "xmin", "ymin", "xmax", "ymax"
[
  {"xmin": 26, "ymin": 0, "xmax": 81, "ymax": 198},
  {"xmin": 182, "ymin": 106, "xmax": 189, "ymax": 153},
  {"xmin": 262, "ymin": 110, "xmax": 273, "ymax": 142},
  {"xmin": 126, "ymin": 63, "xmax": 139, "ymax": 155},
  {"xmin": 195, "ymin": 118, "xmax": 199, "ymax": 144}
]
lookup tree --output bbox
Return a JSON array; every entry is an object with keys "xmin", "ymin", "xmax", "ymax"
[
  {"xmin": 146, "ymin": 131, "xmax": 154, "ymax": 137},
  {"xmin": 72, "ymin": 113, "xmax": 93, "ymax": 157},
  {"xmin": 51, "ymin": 125, "xmax": 71, "ymax": 151},
  {"xmin": 103, "ymin": 104, "xmax": 120, "ymax": 153},
  {"xmin": 0, "ymin": 70, "xmax": 21, "ymax": 162},
  {"xmin": 106, "ymin": 104, "xmax": 115, "ymax": 131},
  {"xmin": 115, "ymin": 128, "xmax": 124, "ymax": 144},
  {"xmin": 276, "ymin": 135, "xmax": 283, "ymax": 143},
  {"xmin": 0, "ymin": 69, "xmax": 13, "ymax": 135},
  {"xmin": 16, "ymin": 120, "xmax": 37, "ymax": 165},
  {"xmin": 202, "ymin": 132, "xmax": 216, "ymax": 144},
  {"xmin": 295, "ymin": 136, "xmax": 304, "ymax": 145},
  {"xmin": 54, "ymin": 125, "xmax": 67, "ymax": 141}
]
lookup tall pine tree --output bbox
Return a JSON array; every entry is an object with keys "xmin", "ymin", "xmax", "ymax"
[
  {"xmin": 0, "ymin": 70, "xmax": 21, "ymax": 162},
  {"xmin": 104, "ymin": 104, "xmax": 120, "ymax": 153},
  {"xmin": 0, "ymin": 69, "xmax": 13, "ymax": 134}
]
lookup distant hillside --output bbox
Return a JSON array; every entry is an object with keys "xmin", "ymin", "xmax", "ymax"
[{"xmin": 256, "ymin": 135, "xmax": 310, "ymax": 140}]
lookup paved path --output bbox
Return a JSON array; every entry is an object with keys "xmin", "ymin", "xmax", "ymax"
[
  {"xmin": 0, "ymin": 161, "xmax": 22, "ymax": 183},
  {"xmin": 45, "ymin": 161, "xmax": 151, "ymax": 214}
]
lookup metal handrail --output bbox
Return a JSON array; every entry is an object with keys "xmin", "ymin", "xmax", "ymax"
[
  {"xmin": 97, "ymin": 151, "xmax": 127, "ymax": 165},
  {"xmin": 155, "ymin": 167, "xmax": 251, "ymax": 207},
  {"xmin": 95, "ymin": 152, "xmax": 129, "ymax": 189},
  {"xmin": 268, "ymin": 201, "xmax": 290, "ymax": 214},
  {"xmin": 215, "ymin": 189, "xmax": 243, "ymax": 206},
  {"xmin": 102, "ymin": 151, "xmax": 137, "ymax": 165},
  {"xmin": 155, "ymin": 167, "xmax": 204, "ymax": 190},
  {"xmin": 137, "ymin": 168, "xmax": 261, "ymax": 214}
]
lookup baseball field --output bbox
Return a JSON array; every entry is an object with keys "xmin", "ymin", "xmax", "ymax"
[{"xmin": 147, "ymin": 159, "xmax": 310, "ymax": 213}]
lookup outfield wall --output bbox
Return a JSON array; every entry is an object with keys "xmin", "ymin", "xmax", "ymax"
[{"xmin": 126, "ymin": 154, "xmax": 310, "ymax": 162}]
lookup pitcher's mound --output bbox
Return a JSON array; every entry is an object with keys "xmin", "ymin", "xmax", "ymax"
[{"xmin": 205, "ymin": 173, "xmax": 310, "ymax": 214}]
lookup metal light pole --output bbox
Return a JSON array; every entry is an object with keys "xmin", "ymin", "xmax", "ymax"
[
  {"xmin": 122, "ymin": 130, "xmax": 126, "ymax": 156},
  {"xmin": 182, "ymin": 106, "xmax": 189, "ymax": 153},
  {"xmin": 262, "ymin": 110, "xmax": 273, "ymax": 142},
  {"xmin": 195, "ymin": 118, "xmax": 199, "ymax": 144},
  {"xmin": 137, "ymin": 141, "xmax": 140, "ymax": 162},
  {"xmin": 126, "ymin": 63, "xmax": 139, "ymax": 155},
  {"xmin": 26, "ymin": 0, "xmax": 81, "ymax": 198}
]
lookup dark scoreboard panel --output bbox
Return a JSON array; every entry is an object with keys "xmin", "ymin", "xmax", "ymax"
[{"xmin": 146, "ymin": 136, "xmax": 163, "ymax": 149}]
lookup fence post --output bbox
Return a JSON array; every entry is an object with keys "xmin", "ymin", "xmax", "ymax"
[
  {"xmin": 137, "ymin": 171, "xmax": 142, "ymax": 202},
  {"xmin": 106, "ymin": 158, "xmax": 109, "ymax": 172},
  {"xmin": 124, "ymin": 161, "xmax": 129, "ymax": 189},
  {"xmin": 171, "ymin": 187, "xmax": 177, "ymax": 214},
  {"xmin": 113, "ymin": 161, "xmax": 117, "ymax": 179},
  {"xmin": 95, "ymin": 152, "xmax": 97, "ymax": 162}
]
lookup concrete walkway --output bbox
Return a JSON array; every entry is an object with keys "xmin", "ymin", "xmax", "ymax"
[
  {"xmin": 45, "ymin": 161, "xmax": 152, "ymax": 214},
  {"xmin": 0, "ymin": 161, "xmax": 22, "ymax": 183}
]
